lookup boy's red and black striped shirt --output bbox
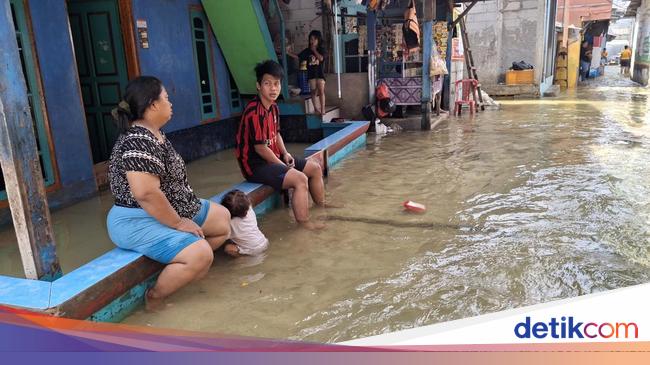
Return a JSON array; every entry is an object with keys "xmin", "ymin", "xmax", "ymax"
[{"xmin": 235, "ymin": 98, "xmax": 282, "ymax": 177}]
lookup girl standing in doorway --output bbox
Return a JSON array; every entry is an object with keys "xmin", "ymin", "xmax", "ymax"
[{"xmin": 299, "ymin": 30, "xmax": 326, "ymax": 116}]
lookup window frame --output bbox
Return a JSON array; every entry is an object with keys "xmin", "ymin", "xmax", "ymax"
[
  {"xmin": 1, "ymin": 0, "xmax": 59, "ymax": 203},
  {"xmin": 189, "ymin": 8, "xmax": 219, "ymax": 122}
]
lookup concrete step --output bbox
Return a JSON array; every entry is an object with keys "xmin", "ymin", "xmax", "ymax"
[
  {"xmin": 308, "ymin": 105, "xmax": 340, "ymax": 123},
  {"xmin": 482, "ymin": 84, "xmax": 540, "ymax": 98},
  {"xmin": 283, "ymin": 95, "xmax": 341, "ymax": 122}
]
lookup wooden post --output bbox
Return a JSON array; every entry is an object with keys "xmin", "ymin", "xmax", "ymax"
[
  {"xmin": 367, "ymin": 10, "xmax": 377, "ymax": 103},
  {"xmin": 562, "ymin": 0, "xmax": 570, "ymax": 48},
  {"xmin": 0, "ymin": 1, "xmax": 62, "ymax": 281},
  {"xmin": 421, "ymin": 0, "xmax": 436, "ymax": 130}
]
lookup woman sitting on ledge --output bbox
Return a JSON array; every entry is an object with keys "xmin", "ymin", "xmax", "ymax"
[{"xmin": 106, "ymin": 76, "xmax": 231, "ymax": 311}]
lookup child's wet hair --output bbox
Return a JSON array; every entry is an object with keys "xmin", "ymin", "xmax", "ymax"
[{"xmin": 221, "ymin": 189, "xmax": 251, "ymax": 219}]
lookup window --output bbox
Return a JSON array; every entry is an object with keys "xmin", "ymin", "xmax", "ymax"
[
  {"xmin": 190, "ymin": 10, "xmax": 218, "ymax": 120},
  {"xmin": 228, "ymin": 68, "xmax": 242, "ymax": 113},
  {"xmin": 339, "ymin": 6, "xmax": 368, "ymax": 73},
  {"xmin": 1, "ymin": 1, "xmax": 55, "ymax": 200}
]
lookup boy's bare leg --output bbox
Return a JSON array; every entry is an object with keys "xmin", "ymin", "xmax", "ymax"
[
  {"xmin": 302, "ymin": 160, "xmax": 325, "ymax": 206},
  {"xmin": 302, "ymin": 160, "xmax": 343, "ymax": 208},
  {"xmin": 283, "ymin": 169, "xmax": 324, "ymax": 230}
]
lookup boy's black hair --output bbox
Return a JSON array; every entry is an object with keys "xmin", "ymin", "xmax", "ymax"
[
  {"xmin": 221, "ymin": 189, "xmax": 251, "ymax": 219},
  {"xmin": 255, "ymin": 60, "xmax": 284, "ymax": 83}
]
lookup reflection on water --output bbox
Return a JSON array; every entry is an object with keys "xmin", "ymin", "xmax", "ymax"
[{"xmin": 122, "ymin": 70, "xmax": 650, "ymax": 342}]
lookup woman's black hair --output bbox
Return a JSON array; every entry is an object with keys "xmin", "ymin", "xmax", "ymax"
[
  {"xmin": 221, "ymin": 189, "xmax": 251, "ymax": 219},
  {"xmin": 111, "ymin": 76, "xmax": 163, "ymax": 133},
  {"xmin": 255, "ymin": 60, "xmax": 284, "ymax": 83},
  {"xmin": 308, "ymin": 30, "xmax": 324, "ymax": 51}
]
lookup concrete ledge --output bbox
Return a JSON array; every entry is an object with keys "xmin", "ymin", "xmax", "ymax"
[
  {"xmin": 543, "ymin": 85, "xmax": 560, "ymax": 97},
  {"xmin": 0, "ymin": 121, "xmax": 370, "ymax": 321},
  {"xmin": 382, "ymin": 113, "xmax": 449, "ymax": 131},
  {"xmin": 482, "ymin": 84, "xmax": 540, "ymax": 98},
  {"xmin": 305, "ymin": 121, "xmax": 369, "ymax": 174},
  {"xmin": 51, "ymin": 254, "xmax": 161, "ymax": 320},
  {"xmin": 305, "ymin": 121, "xmax": 369, "ymax": 157},
  {"xmin": 0, "ymin": 275, "xmax": 51, "ymax": 310}
]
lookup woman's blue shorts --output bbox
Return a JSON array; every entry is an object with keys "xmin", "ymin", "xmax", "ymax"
[{"xmin": 107, "ymin": 199, "xmax": 211, "ymax": 264}]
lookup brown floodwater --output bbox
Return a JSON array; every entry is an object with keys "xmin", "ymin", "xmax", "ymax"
[
  {"xmin": 0, "ymin": 145, "xmax": 305, "ymax": 277},
  {"xmin": 121, "ymin": 68, "xmax": 650, "ymax": 342},
  {"xmin": 1, "ymin": 67, "xmax": 648, "ymax": 344}
]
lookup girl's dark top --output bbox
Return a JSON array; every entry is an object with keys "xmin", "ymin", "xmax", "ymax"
[
  {"xmin": 299, "ymin": 47, "xmax": 326, "ymax": 80},
  {"xmin": 108, "ymin": 126, "xmax": 201, "ymax": 218},
  {"xmin": 580, "ymin": 44, "xmax": 592, "ymax": 63}
]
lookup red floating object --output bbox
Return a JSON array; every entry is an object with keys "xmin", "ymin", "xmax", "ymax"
[{"xmin": 403, "ymin": 200, "xmax": 426, "ymax": 213}]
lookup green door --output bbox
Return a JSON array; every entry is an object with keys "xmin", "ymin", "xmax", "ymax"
[{"xmin": 68, "ymin": 0, "xmax": 129, "ymax": 163}]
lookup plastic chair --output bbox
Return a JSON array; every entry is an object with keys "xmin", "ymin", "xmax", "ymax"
[{"xmin": 454, "ymin": 79, "xmax": 479, "ymax": 116}]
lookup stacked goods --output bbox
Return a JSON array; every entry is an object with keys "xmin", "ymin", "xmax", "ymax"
[
  {"xmin": 554, "ymin": 47, "xmax": 568, "ymax": 90},
  {"xmin": 404, "ymin": 51, "xmax": 421, "ymax": 63},
  {"xmin": 392, "ymin": 24, "xmax": 403, "ymax": 55},
  {"xmin": 358, "ymin": 25, "xmax": 367, "ymax": 55},
  {"xmin": 433, "ymin": 21, "xmax": 448, "ymax": 60},
  {"xmin": 344, "ymin": 16, "xmax": 357, "ymax": 34},
  {"xmin": 403, "ymin": 66, "xmax": 421, "ymax": 77},
  {"xmin": 378, "ymin": 26, "xmax": 401, "ymax": 61}
]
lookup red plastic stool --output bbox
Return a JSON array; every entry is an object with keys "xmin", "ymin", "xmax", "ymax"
[{"xmin": 454, "ymin": 79, "xmax": 479, "ymax": 116}]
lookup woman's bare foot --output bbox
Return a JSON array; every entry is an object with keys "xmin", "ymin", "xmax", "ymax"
[
  {"xmin": 224, "ymin": 243, "xmax": 241, "ymax": 257},
  {"xmin": 298, "ymin": 220, "xmax": 326, "ymax": 230},
  {"xmin": 144, "ymin": 288, "xmax": 164, "ymax": 312}
]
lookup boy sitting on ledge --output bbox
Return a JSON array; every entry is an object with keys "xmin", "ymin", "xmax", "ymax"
[{"xmin": 234, "ymin": 60, "xmax": 328, "ymax": 230}]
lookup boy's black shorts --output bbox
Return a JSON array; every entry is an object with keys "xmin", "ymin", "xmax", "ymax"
[{"xmin": 245, "ymin": 158, "xmax": 308, "ymax": 191}]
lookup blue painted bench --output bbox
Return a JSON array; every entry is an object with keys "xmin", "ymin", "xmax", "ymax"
[{"xmin": 0, "ymin": 121, "xmax": 369, "ymax": 322}]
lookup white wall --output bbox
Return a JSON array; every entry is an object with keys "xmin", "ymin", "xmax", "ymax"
[
  {"xmin": 278, "ymin": 0, "xmax": 324, "ymax": 51},
  {"xmin": 632, "ymin": 0, "xmax": 650, "ymax": 85},
  {"xmin": 465, "ymin": 0, "xmax": 549, "ymax": 86}
]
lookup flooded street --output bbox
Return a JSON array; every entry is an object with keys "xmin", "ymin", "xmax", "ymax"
[
  {"xmin": 121, "ymin": 67, "xmax": 650, "ymax": 342},
  {"xmin": 1, "ymin": 67, "xmax": 648, "ymax": 343}
]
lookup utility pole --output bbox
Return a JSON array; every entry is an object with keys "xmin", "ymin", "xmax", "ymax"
[{"xmin": 0, "ymin": 1, "xmax": 62, "ymax": 281}]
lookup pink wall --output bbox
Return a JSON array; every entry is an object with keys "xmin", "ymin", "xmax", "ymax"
[{"xmin": 556, "ymin": 0, "xmax": 612, "ymax": 27}]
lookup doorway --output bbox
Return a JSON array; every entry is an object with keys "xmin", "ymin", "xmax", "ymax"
[{"xmin": 68, "ymin": 0, "xmax": 129, "ymax": 164}]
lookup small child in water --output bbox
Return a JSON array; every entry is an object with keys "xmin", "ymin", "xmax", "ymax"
[{"xmin": 221, "ymin": 189, "xmax": 269, "ymax": 257}]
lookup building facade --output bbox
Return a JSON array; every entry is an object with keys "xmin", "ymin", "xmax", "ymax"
[
  {"xmin": 628, "ymin": 0, "xmax": 650, "ymax": 85},
  {"xmin": 1, "ymin": 0, "xmax": 245, "ymax": 224},
  {"xmin": 464, "ymin": 0, "xmax": 558, "ymax": 94}
]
